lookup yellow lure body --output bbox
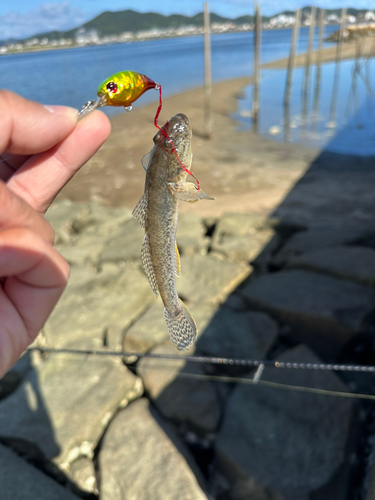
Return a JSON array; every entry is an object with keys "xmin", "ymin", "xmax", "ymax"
[{"xmin": 97, "ymin": 71, "xmax": 157, "ymax": 107}]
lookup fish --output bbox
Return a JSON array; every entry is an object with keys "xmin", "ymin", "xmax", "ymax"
[{"xmin": 132, "ymin": 113, "xmax": 214, "ymax": 351}]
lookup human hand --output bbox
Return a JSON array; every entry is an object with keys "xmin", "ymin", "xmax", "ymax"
[{"xmin": 0, "ymin": 90, "xmax": 111, "ymax": 377}]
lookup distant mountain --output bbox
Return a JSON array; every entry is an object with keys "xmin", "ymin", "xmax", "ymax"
[
  {"xmin": 6, "ymin": 6, "xmax": 373, "ymax": 44},
  {"xmin": 17, "ymin": 10, "xmax": 253, "ymax": 43}
]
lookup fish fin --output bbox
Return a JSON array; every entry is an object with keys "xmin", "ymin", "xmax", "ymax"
[
  {"xmin": 168, "ymin": 182, "xmax": 215, "ymax": 203},
  {"xmin": 174, "ymin": 241, "xmax": 181, "ymax": 278},
  {"xmin": 132, "ymin": 192, "xmax": 147, "ymax": 228},
  {"xmin": 141, "ymin": 150, "xmax": 153, "ymax": 171},
  {"xmin": 141, "ymin": 232, "xmax": 159, "ymax": 297},
  {"xmin": 164, "ymin": 300, "xmax": 197, "ymax": 351}
]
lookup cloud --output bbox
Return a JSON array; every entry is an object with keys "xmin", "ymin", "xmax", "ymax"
[{"xmin": 0, "ymin": 2, "xmax": 93, "ymax": 41}]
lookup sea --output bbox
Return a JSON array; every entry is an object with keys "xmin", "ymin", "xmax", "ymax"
[{"xmin": 1, "ymin": 25, "xmax": 374, "ymax": 154}]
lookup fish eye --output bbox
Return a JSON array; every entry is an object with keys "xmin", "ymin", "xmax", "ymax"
[{"xmin": 106, "ymin": 81, "xmax": 118, "ymax": 93}]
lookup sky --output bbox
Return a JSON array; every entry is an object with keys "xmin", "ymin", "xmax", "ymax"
[{"xmin": 1, "ymin": 0, "xmax": 374, "ymax": 41}]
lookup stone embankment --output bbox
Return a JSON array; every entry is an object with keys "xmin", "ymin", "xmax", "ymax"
[{"xmin": 1, "ymin": 199, "xmax": 375, "ymax": 499}]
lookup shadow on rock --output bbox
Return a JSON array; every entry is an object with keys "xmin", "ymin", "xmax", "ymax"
[{"xmin": 133, "ymin": 121, "xmax": 375, "ymax": 500}]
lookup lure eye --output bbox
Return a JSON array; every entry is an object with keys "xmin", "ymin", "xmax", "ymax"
[{"xmin": 106, "ymin": 81, "xmax": 118, "ymax": 94}]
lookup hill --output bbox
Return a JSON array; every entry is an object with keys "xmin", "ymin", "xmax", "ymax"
[{"xmin": 6, "ymin": 6, "xmax": 373, "ymax": 44}]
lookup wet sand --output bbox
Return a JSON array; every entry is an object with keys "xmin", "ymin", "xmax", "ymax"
[
  {"xmin": 264, "ymin": 36, "xmax": 375, "ymax": 70},
  {"xmin": 59, "ymin": 76, "xmax": 318, "ymax": 218}
]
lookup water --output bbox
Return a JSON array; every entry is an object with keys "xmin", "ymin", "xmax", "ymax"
[
  {"xmin": 235, "ymin": 58, "xmax": 375, "ymax": 155},
  {"xmin": 3, "ymin": 25, "xmax": 370, "ymax": 155},
  {"xmin": 0, "ymin": 26, "xmax": 339, "ymax": 117}
]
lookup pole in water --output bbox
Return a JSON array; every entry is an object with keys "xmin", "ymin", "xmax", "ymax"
[
  {"xmin": 328, "ymin": 8, "xmax": 347, "ymax": 128},
  {"xmin": 284, "ymin": 9, "xmax": 301, "ymax": 142},
  {"xmin": 312, "ymin": 8, "xmax": 325, "ymax": 131},
  {"xmin": 252, "ymin": 1, "xmax": 261, "ymax": 133},
  {"xmin": 203, "ymin": 2, "xmax": 212, "ymax": 139},
  {"xmin": 301, "ymin": 6, "xmax": 316, "ymax": 141}
]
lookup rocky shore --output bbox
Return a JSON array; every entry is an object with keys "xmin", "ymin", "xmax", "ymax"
[
  {"xmin": 1, "ymin": 185, "xmax": 375, "ymax": 499},
  {"xmin": 1, "ymin": 66, "xmax": 375, "ymax": 498}
]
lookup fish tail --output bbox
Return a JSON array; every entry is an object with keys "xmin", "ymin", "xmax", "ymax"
[{"xmin": 164, "ymin": 300, "xmax": 197, "ymax": 351}]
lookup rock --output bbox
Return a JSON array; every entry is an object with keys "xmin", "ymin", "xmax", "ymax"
[
  {"xmin": 176, "ymin": 214, "xmax": 209, "ymax": 256},
  {"xmin": 0, "ymin": 355, "xmax": 143, "ymax": 466},
  {"xmin": 272, "ymin": 159, "xmax": 375, "ymax": 230},
  {"xmin": 210, "ymin": 470, "xmax": 285, "ymax": 500},
  {"xmin": 68, "ymin": 457, "xmax": 97, "ymax": 495},
  {"xmin": 365, "ymin": 445, "xmax": 375, "ymax": 500},
  {"xmin": 215, "ymin": 345, "xmax": 354, "ymax": 500},
  {"xmin": 211, "ymin": 212, "xmax": 277, "ymax": 263},
  {"xmin": 178, "ymin": 255, "xmax": 251, "ymax": 305},
  {"xmin": 45, "ymin": 200, "xmax": 89, "ymax": 244},
  {"xmin": 223, "ymin": 293, "xmax": 251, "ymax": 311},
  {"xmin": 64, "ymin": 265, "xmax": 97, "ymax": 287},
  {"xmin": 99, "ymin": 398, "xmax": 208, "ymax": 500},
  {"xmin": 124, "ymin": 302, "xmax": 169, "ymax": 353},
  {"xmin": 213, "ymin": 213, "xmax": 270, "ymax": 238},
  {"xmin": 100, "ymin": 218, "xmax": 144, "ymax": 264},
  {"xmin": 273, "ymin": 228, "xmax": 362, "ymax": 266},
  {"xmin": 269, "ymin": 125, "xmax": 281, "ymax": 136},
  {"xmin": 240, "ymin": 270, "xmax": 375, "ymax": 353},
  {"xmin": 138, "ymin": 343, "xmax": 221, "ymax": 433},
  {"xmin": 288, "ymin": 246, "xmax": 375, "ymax": 286},
  {"xmin": 0, "ymin": 443, "xmax": 81, "ymax": 500},
  {"xmin": 212, "ymin": 230, "xmax": 276, "ymax": 264},
  {"xmin": 43, "ymin": 266, "xmax": 155, "ymax": 349},
  {"xmin": 103, "ymin": 326, "xmax": 123, "ymax": 351},
  {"xmin": 0, "ymin": 352, "xmax": 31, "ymax": 400},
  {"xmin": 197, "ymin": 308, "xmax": 278, "ymax": 361},
  {"xmin": 55, "ymin": 239, "xmax": 104, "ymax": 267},
  {"xmin": 124, "ymin": 302, "xmax": 219, "ymax": 353},
  {"xmin": 71, "ymin": 203, "xmax": 132, "ymax": 237}
]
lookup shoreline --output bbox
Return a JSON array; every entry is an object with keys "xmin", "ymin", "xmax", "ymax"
[
  {"xmin": 264, "ymin": 36, "xmax": 375, "ymax": 69},
  {"xmin": 58, "ymin": 75, "xmax": 319, "ymax": 218},
  {"xmin": 56, "ymin": 39, "xmax": 375, "ymax": 218},
  {"xmin": 1, "ymin": 29, "xmax": 271, "ymax": 57},
  {"xmin": 0, "ymin": 25, "xmax": 341, "ymax": 57}
]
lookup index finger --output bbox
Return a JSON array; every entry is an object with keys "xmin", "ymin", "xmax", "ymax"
[{"xmin": 0, "ymin": 90, "xmax": 78, "ymax": 157}]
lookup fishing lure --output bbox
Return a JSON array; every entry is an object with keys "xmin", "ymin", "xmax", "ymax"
[{"xmin": 79, "ymin": 70, "xmax": 200, "ymax": 189}]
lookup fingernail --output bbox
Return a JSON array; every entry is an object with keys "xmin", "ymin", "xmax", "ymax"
[{"xmin": 44, "ymin": 105, "xmax": 78, "ymax": 118}]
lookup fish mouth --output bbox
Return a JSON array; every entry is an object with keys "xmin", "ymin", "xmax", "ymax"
[{"xmin": 162, "ymin": 113, "xmax": 192, "ymax": 142}]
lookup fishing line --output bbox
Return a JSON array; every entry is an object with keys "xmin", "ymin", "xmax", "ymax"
[
  {"xmin": 27, "ymin": 346, "xmax": 375, "ymax": 372},
  {"xmin": 26, "ymin": 346, "xmax": 375, "ymax": 401},
  {"xmin": 126, "ymin": 364, "xmax": 375, "ymax": 401},
  {"xmin": 153, "ymin": 83, "xmax": 201, "ymax": 191}
]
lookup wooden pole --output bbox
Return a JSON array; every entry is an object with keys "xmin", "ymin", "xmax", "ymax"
[
  {"xmin": 352, "ymin": 37, "xmax": 362, "ymax": 128},
  {"xmin": 203, "ymin": 2, "xmax": 212, "ymax": 138},
  {"xmin": 312, "ymin": 8, "xmax": 325, "ymax": 130},
  {"xmin": 284, "ymin": 9, "xmax": 301, "ymax": 142},
  {"xmin": 328, "ymin": 8, "xmax": 347, "ymax": 127},
  {"xmin": 252, "ymin": 1, "xmax": 261, "ymax": 133},
  {"xmin": 301, "ymin": 6, "xmax": 316, "ymax": 139},
  {"xmin": 365, "ymin": 37, "xmax": 375, "ymax": 115}
]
